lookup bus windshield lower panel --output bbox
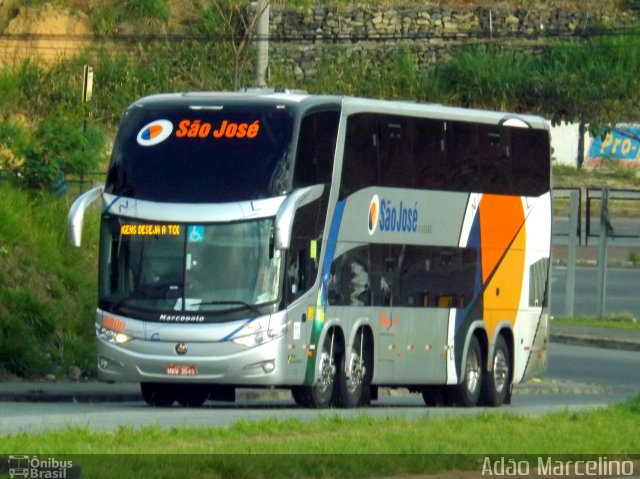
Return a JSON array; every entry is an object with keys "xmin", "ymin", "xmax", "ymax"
[{"xmin": 99, "ymin": 216, "xmax": 281, "ymax": 319}]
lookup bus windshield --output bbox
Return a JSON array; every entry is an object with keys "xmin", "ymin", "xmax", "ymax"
[
  {"xmin": 105, "ymin": 104, "xmax": 295, "ymax": 203},
  {"xmin": 99, "ymin": 216, "xmax": 282, "ymax": 317}
]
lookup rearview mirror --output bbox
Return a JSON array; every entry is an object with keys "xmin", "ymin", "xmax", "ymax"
[
  {"xmin": 67, "ymin": 186, "xmax": 104, "ymax": 247},
  {"xmin": 274, "ymin": 184, "xmax": 324, "ymax": 250}
]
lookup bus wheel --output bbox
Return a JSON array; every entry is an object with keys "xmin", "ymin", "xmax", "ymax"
[
  {"xmin": 336, "ymin": 332, "xmax": 370, "ymax": 408},
  {"xmin": 176, "ymin": 384, "xmax": 208, "ymax": 407},
  {"xmin": 421, "ymin": 386, "xmax": 446, "ymax": 407},
  {"xmin": 291, "ymin": 386, "xmax": 311, "ymax": 408},
  {"xmin": 141, "ymin": 382, "xmax": 175, "ymax": 407},
  {"xmin": 481, "ymin": 335, "xmax": 512, "ymax": 407},
  {"xmin": 307, "ymin": 331, "xmax": 338, "ymax": 408},
  {"xmin": 452, "ymin": 335, "xmax": 483, "ymax": 407}
]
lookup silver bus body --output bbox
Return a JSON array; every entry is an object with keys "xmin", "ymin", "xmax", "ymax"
[{"xmin": 69, "ymin": 91, "xmax": 551, "ymax": 407}]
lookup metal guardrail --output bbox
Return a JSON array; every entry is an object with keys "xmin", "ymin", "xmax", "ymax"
[
  {"xmin": 553, "ymin": 187, "xmax": 640, "ymax": 246},
  {"xmin": 585, "ymin": 188, "xmax": 640, "ymax": 245},
  {"xmin": 0, "ymin": 171, "xmax": 105, "ymax": 197},
  {"xmin": 64, "ymin": 171, "xmax": 105, "ymax": 197},
  {"xmin": 553, "ymin": 187, "xmax": 582, "ymax": 244}
]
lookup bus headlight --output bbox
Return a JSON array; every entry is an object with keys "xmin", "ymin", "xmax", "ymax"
[
  {"xmin": 232, "ymin": 324, "xmax": 286, "ymax": 348},
  {"xmin": 98, "ymin": 327, "xmax": 132, "ymax": 345}
]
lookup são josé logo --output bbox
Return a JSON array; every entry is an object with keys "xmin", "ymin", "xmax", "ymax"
[
  {"xmin": 368, "ymin": 194, "xmax": 380, "ymax": 235},
  {"xmin": 368, "ymin": 194, "xmax": 419, "ymax": 236},
  {"xmin": 137, "ymin": 119, "xmax": 174, "ymax": 146}
]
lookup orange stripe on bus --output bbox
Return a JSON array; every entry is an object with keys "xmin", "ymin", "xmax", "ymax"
[{"xmin": 479, "ymin": 195, "xmax": 526, "ymax": 341}]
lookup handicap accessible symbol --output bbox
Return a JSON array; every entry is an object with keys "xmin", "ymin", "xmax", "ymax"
[{"xmin": 188, "ymin": 225, "xmax": 205, "ymax": 242}]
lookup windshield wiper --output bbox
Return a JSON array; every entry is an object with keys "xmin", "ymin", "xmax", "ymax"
[
  {"xmin": 109, "ymin": 296, "xmax": 134, "ymax": 313},
  {"xmin": 108, "ymin": 284, "xmax": 182, "ymax": 313},
  {"xmin": 191, "ymin": 300, "xmax": 262, "ymax": 316}
]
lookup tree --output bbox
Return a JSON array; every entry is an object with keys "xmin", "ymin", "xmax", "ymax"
[{"xmin": 206, "ymin": 0, "xmax": 270, "ymax": 90}]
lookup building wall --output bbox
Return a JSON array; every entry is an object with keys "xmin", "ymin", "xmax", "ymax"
[{"xmin": 549, "ymin": 122, "xmax": 581, "ymax": 167}]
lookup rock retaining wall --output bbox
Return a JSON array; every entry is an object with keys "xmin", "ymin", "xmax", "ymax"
[
  {"xmin": 0, "ymin": 3, "xmax": 606, "ymax": 73},
  {"xmin": 267, "ymin": 5, "xmax": 600, "ymax": 79}
]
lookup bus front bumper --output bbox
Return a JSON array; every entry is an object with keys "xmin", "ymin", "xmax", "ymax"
[{"xmin": 96, "ymin": 333, "xmax": 289, "ymax": 385}]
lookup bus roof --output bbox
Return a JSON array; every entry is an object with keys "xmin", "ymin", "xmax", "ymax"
[
  {"xmin": 340, "ymin": 97, "xmax": 549, "ymax": 131},
  {"xmin": 128, "ymin": 90, "xmax": 343, "ymax": 113},
  {"xmin": 127, "ymin": 90, "xmax": 548, "ymax": 131}
]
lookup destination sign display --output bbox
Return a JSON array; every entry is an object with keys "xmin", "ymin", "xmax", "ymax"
[{"xmin": 120, "ymin": 224, "xmax": 181, "ymax": 236}]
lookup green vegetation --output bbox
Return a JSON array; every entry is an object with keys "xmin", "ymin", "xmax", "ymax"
[
  {"xmin": 552, "ymin": 315, "xmax": 639, "ymax": 329},
  {"xmin": 0, "ymin": 185, "xmax": 99, "ymax": 378},
  {"xmin": 553, "ymin": 164, "xmax": 640, "ymax": 190},
  {"xmin": 552, "ymin": 164, "xmax": 640, "ymax": 218},
  {"xmin": 91, "ymin": 0, "xmax": 170, "ymax": 34},
  {"xmin": 273, "ymin": 35, "xmax": 640, "ymax": 133},
  {"xmin": 1, "ymin": 395, "xmax": 639, "ymax": 476},
  {"xmin": 429, "ymin": 35, "xmax": 640, "ymax": 131}
]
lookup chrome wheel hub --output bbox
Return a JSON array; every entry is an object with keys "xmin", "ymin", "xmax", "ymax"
[
  {"xmin": 493, "ymin": 349, "xmax": 509, "ymax": 393},
  {"xmin": 318, "ymin": 351, "xmax": 336, "ymax": 393},
  {"xmin": 346, "ymin": 351, "xmax": 365, "ymax": 394},
  {"xmin": 466, "ymin": 349, "xmax": 481, "ymax": 394}
]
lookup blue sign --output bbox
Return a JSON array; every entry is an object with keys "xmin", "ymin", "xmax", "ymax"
[
  {"xmin": 187, "ymin": 225, "xmax": 205, "ymax": 242},
  {"xmin": 587, "ymin": 127, "xmax": 640, "ymax": 163}
]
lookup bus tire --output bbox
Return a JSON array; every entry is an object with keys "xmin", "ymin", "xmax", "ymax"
[
  {"xmin": 176, "ymin": 384, "xmax": 208, "ymax": 407},
  {"xmin": 307, "ymin": 331, "xmax": 338, "ymax": 408},
  {"xmin": 452, "ymin": 335, "xmax": 483, "ymax": 407},
  {"xmin": 421, "ymin": 386, "xmax": 446, "ymax": 407},
  {"xmin": 291, "ymin": 386, "xmax": 311, "ymax": 408},
  {"xmin": 336, "ymin": 332, "xmax": 371, "ymax": 408},
  {"xmin": 481, "ymin": 335, "xmax": 512, "ymax": 407},
  {"xmin": 141, "ymin": 382, "xmax": 175, "ymax": 407}
]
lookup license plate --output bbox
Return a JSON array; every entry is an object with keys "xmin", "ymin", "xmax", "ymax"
[{"xmin": 166, "ymin": 364, "xmax": 198, "ymax": 376}]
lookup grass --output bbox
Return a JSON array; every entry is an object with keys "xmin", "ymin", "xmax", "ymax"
[
  {"xmin": 552, "ymin": 165, "xmax": 640, "ymax": 217},
  {"xmin": 552, "ymin": 314, "xmax": 639, "ymax": 329},
  {"xmin": 553, "ymin": 165, "xmax": 640, "ymax": 190},
  {"xmin": 0, "ymin": 184, "xmax": 99, "ymax": 379},
  {"xmin": 0, "ymin": 396, "xmax": 639, "ymax": 477}
]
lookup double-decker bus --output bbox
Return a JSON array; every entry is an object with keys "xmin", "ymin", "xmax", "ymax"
[{"xmin": 68, "ymin": 90, "xmax": 551, "ymax": 408}]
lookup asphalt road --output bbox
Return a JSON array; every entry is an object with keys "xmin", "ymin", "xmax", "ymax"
[
  {"xmin": 551, "ymin": 266, "xmax": 640, "ymax": 318},
  {"xmin": 546, "ymin": 342, "xmax": 640, "ymax": 391},
  {"xmin": 0, "ymin": 343, "xmax": 637, "ymax": 434}
]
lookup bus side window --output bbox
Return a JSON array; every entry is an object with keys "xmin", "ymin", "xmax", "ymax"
[
  {"xmin": 378, "ymin": 116, "xmax": 414, "ymax": 188},
  {"xmin": 284, "ymin": 193, "xmax": 328, "ymax": 306},
  {"xmin": 341, "ymin": 114, "xmax": 379, "ymax": 198},
  {"xmin": 413, "ymin": 119, "xmax": 447, "ymax": 190},
  {"xmin": 369, "ymin": 244, "xmax": 397, "ymax": 307},
  {"xmin": 393, "ymin": 245, "xmax": 479, "ymax": 309},
  {"xmin": 293, "ymin": 111, "xmax": 340, "ymax": 188},
  {"xmin": 328, "ymin": 246, "xmax": 371, "ymax": 306},
  {"xmin": 511, "ymin": 129, "xmax": 550, "ymax": 196},
  {"xmin": 479, "ymin": 125, "xmax": 512, "ymax": 195},
  {"xmin": 447, "ymin": 121, "xmax": 479, "ymax": 192},
  {"xmin": 398, "ymin": 246, "xmax": 430, "ymax": 307}
]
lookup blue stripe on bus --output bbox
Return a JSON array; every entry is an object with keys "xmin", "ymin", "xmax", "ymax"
[
  {"xmin": 221, "ymin": 317, "xmax": 257, "ymax": 342},
  {"xmin": 319, "ymin": 199, "xmax": 346, "ymax": 311},
  {"xmin": 303, "ymin": 199, "xmax": 346, "ymax": 384},
  {"xmin": 104, "ymin": 195, "xmax": 122, "ymax": 214}
]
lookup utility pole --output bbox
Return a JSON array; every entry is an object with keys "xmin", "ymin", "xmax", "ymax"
[{"xmin": 255, "ymin": 0, "xmax": 270, "ymax": 87}]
